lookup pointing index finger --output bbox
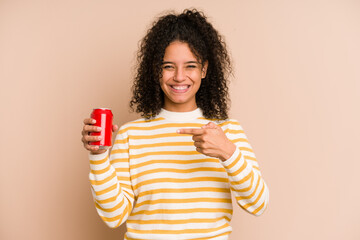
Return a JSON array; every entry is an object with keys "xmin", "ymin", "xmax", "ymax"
[{"xmin": 177, "ymin": 128, "xmax": 205, "ymax": 135}]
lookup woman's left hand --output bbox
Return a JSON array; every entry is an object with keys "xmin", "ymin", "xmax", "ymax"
[{"xmin": 177, "ymin": 122, "xmax": 236, "ymax": 161}]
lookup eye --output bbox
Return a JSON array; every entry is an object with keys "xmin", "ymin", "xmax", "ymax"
[
  {"xmin": 186, "ymin": 65, "xmax": 197, "ymax": 69},
  {"xmin": 163, "ymin": 65, "xmax": 174, "ymax": 69}
]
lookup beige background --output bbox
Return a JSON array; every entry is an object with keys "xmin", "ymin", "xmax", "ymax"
[{"xmin": 1, "ymin": 0, "xmax": 359, "ymax": 239}]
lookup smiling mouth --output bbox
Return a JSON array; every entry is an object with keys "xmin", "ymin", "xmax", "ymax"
[
  {"xmin": 170, "ymin": 85, "xmax": 190, "ymax": 90},
  {"xmin": 170, "ymin": 85, "xmax": 191, "ymax": 93}
]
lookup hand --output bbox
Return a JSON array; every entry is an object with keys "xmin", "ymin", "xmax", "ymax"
[
  {"xmin": 177, "ymin": 122, "xmax": 236, "ymax": 161},
  {"xmin": 81, "ymin": 118, "xmax": 119, "ymax": 155}
]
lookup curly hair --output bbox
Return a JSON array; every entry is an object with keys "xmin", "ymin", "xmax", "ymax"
[{"xmin": 130, "ymin": 9, "xmax": 232, "ymax": 120}]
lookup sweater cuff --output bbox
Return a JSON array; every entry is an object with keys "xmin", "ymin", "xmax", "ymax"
[
  {"xmin": 220, "ymin": 147, "xmax": 241, "ymax": 169},
  {"xmin": 88, "ymin": 149, "xmax": 109, "ymax": 161},
  {"xmin": 88, "ymin": 150, "xmax": 110, "ymax": 171}
]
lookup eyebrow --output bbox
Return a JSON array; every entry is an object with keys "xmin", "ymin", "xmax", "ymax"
[{"xmin": 162, "ymin": 61, "xmax": 200, "ymax": 64}]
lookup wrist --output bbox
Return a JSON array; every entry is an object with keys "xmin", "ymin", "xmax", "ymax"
[
  {"xmin": 88, "ymin": 148, "xmax": 109, "ymax": 161},
  {"xmin": 219, "ymin": 141, "xmax": 236, "ymax": 161},
  {"xmin": 90, "ymin": 149, "xmax": 107, "ymax": 155}
]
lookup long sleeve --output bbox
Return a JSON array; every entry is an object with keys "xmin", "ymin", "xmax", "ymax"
[
  {"xmin": 88, "ymin": 126, "xmax": 135, "ymax": 228},
  {"xmin": 220, "ymin": 120, "xmax": 269, "ymax": 216}
]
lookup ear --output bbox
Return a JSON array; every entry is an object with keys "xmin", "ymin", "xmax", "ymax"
[{"xmin": 201, "ymin": 61, "xmax": 208, "ymax": 79}]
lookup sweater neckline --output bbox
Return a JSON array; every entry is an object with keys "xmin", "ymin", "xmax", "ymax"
[{"xmin": 158, "ymin": 108, "xmax": 203, "ymax": 121}]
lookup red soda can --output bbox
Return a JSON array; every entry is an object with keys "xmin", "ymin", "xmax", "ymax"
[{"xmin": 89, "ymin": 108, "xmax": 113, "ymax": 149}]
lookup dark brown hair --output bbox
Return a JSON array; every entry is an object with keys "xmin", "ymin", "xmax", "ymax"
[{"xmin": 130, "ymin": 9, "xmax": 232, "ymax": 119}]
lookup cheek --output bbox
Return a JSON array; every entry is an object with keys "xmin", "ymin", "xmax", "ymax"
[
  {"xmin": 159, "ymin": 74, "xmax": 165, "ymax": 86},
  {"xmin": 161, "ymin": 71, "xmax": 173, "ymax": 81},
  {"xmin": 192, "ymin": 72, "xmax": 202, "ymax": 85},
  {"xmin": 159, "ymin": 78, "xmax": 167, "ymax": 93},
  {"xmin": 191, "ymin": 69, "xmax": 202, "ymax": 79}
]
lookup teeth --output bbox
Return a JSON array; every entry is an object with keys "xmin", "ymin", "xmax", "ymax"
[{"xmin": 172, "ymin": 85, "xmax": 188, "ymax": 90}]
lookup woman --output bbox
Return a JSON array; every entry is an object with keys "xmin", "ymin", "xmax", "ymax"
[{"xmin": 81, "ymin": 9, "xmax": 269, "ymax": 240}]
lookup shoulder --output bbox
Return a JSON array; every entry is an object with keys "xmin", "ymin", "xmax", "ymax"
[
  {"xmin": 212, "ymin": 118, "xmax": 242, "ymax": 129},
  {"xmin": 197, "ymin": 117, "xmax": 240, "ymax": 125},
  {"xmin": 217, "ymin": 119, "xmax": 247, "ymax": 137},
  {"xmin": 218, "ymin": 118, "xmax": 241, "ymax": 126},
  {"xmin": 197, "ymin": 117, "xmax": 244, "ymax": 131}
]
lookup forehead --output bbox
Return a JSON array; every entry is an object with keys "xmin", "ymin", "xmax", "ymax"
[{"xmin": 163, "ymin": 41, "xmax": 198, "ymax": 62}]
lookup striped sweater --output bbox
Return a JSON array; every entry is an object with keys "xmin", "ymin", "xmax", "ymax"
[{"xmin": 88, "ymin": 108, "xmax": 269, "ymax": 240}]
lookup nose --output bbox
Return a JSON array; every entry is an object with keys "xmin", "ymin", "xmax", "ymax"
[{"xmin": 174, "ymin": 67, "xmax": 186, "ymax": 82}]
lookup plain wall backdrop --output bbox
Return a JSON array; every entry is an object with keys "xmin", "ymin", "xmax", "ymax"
[{"xmin": 1, "ymin": 0, "xmax": 359, "ymax": 239}]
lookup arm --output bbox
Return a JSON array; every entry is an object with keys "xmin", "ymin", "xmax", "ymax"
[
  {"xmin": 88, "ymin": 126, "xmax": 135, "ymax": 228},
  {"xmin": 220, "ymin": 120, "xmax": 269, "ymax": 216},
  {"xmin": 177, "ymin": 120, "xmax": 269, "ymax": 216}
]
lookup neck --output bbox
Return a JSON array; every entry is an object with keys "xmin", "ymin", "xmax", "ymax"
[
  {"xmin": 163, "ymin": 102, "xmax": 197, "ymax": 112},
  {"xmin": 158, "ymin": 107, "xmax": 203, "ymax": 121}
]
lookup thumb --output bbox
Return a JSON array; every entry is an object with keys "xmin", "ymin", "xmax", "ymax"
[{"xmin": 112, "ymin": 124, "xmax": 119, "ymax": 132}]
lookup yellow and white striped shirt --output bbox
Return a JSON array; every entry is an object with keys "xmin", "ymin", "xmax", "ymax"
[{"xmin": 89, "ymin": 108, "xmax": 269, "ymax": 240}]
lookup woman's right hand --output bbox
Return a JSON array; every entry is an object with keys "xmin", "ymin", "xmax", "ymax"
[{"xmin": 81, "ymin": 118, "xmax": 119, "ymax": 155}]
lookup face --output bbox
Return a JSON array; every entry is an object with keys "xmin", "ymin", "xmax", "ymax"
[{"xmin": 160, "ymin": 41, "xmax": 208, "ymax": 112}]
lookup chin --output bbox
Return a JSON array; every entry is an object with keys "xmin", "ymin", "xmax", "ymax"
[{"xmin": 170, "ymin": 99, "xmax": 188, "ymax": 104}]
